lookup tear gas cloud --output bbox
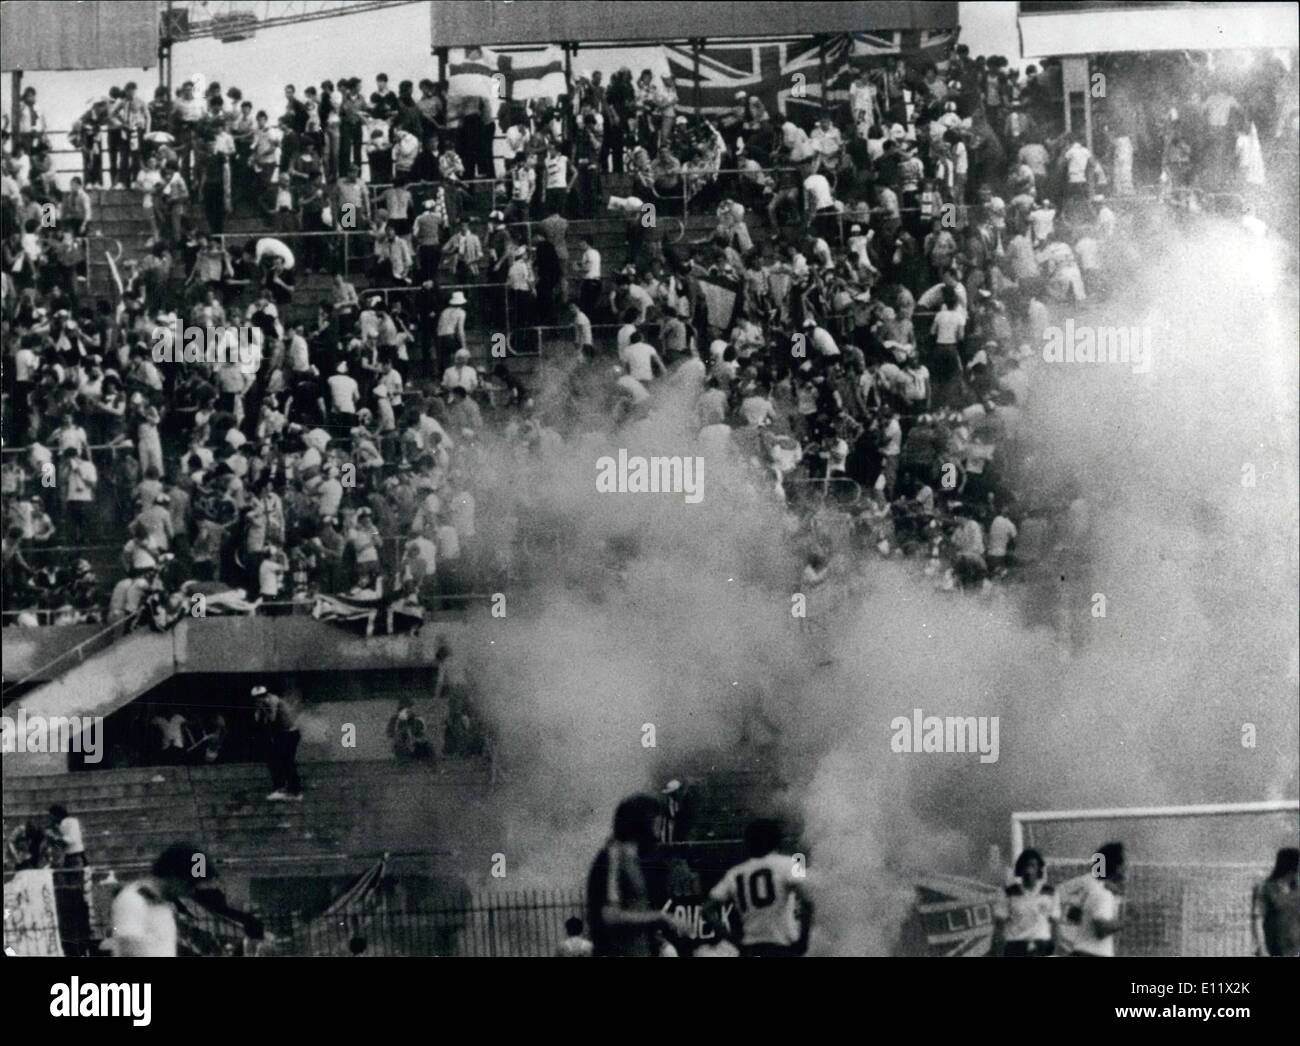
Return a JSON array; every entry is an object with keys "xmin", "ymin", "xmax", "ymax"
[{"xmin": 415, "ymin": 214, "xmax": 1297, "ymax": 954}]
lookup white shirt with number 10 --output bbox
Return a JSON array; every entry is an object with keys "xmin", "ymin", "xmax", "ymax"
[{"xmin": 709, "ymin": 853, "xmax": 805, "ymax": 947}]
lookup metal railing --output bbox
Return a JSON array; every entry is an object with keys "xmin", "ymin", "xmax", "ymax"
[
  {"xmin": 1, "ymin": 607, "xmax": 147, "ymax": 696},
  {"xmin": 266, "ymin": 886, "xmax": 586, "ymax": 957}
]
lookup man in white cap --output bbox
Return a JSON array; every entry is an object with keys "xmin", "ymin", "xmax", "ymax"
[
  {"xmin": 252, "ymin": 685, "xmax": 303, "ymax": 800},
  {"xmin": 442, "ymin": 346, "xmax": 478, "ymax": 394},
  {"xmin": 435, "ymin": 291, "xmax": 468, "ymax": 374}
]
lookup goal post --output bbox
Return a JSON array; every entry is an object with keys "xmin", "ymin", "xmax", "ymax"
[{"xmin": 1008, "ymin": 799, "xmax": 1299, "ymax": 957}]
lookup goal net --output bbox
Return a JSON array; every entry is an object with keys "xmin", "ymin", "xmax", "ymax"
[{"xmin": 1010, "ymin": 800, "xmax": 1299, "ymax": 957}]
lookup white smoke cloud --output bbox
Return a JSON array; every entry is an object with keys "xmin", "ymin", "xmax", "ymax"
[{"xmin": 423, "ymin": 213, "xmax": 1297, "ymax": 955}]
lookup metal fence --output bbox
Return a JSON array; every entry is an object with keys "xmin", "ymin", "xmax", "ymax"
[
  {"xmin": 259, "ymin": 887, "xmax": 585, "ymax": 957},
  {"xmin": 5, "ymin": 876, "xmax": 585, "ymax": 957}
]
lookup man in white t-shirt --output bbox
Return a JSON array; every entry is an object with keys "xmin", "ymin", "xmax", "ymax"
[
  {"xmin": 326, "ymin": 361, "xmax": 359, "ymax": 422},
  {"xmin": 578, "ymin": 237, "xmax": 602, "ymax": 318},
  {"xmin": 107, "ymin": 843, "xmax": 205, "ymax": 957},
  {"xmin": 705, "ymin": 819, "xmax": 813, "ymax": 957},
  {"xmin": 620, "ymin": 331, "xmax": 665, "ymax": 383},
  {"xmin": 802, "ymin": 170, "xmax": 835, "ymax": 218},
  {"xmin": 1063, "ymin": 138, "xmax": 1092, "ymax": 186},
  {"xmin": 993, "ymin": 848, "xmax": 1061, "ymax": 956},
  {"xmin": 1057, "ymin": 842, "xmax": 1126, "ymax": 956},
  {"xmin": 442, "ymin": 347, "xmax": 479, "ymax": 393}
]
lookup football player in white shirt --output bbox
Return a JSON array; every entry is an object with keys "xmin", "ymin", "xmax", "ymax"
[
  {"xmin": 1056, "ymin": 841, "xmax": 1126, "ymax": 956},
  {"xmin": 992, "ymin": 848, "xmax": 1060, "ymax": 956},
  {"xmin": 705, "ymin": 819, "xmax": 814, "ymax": 956}
]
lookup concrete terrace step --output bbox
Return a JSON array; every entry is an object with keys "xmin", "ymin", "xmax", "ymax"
[
  {"xmin": 4, "ymin": 758, "xmax": 494, "ymax": 864},
  {"xmin": 3, "ymin": 760, "xmax": 485, "ymax": 801}
]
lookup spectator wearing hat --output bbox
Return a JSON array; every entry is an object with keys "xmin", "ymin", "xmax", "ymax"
[
  {"xmin": 719, "ymin": 90, "xmax": 749, "ymax": 153},
  {"xmin": 435, "ymin": 292, "xmax": 469, "ymax": 375},
  {"xmin": 413, "ymin": 197, "xmax": 445, "ymax": 282},
  {"xmin": 252, "ymin": 685, "xmax": 303, "ymax": 801},
  {"xmin": 659, "ymin": 779, "xmax": 695, "ymax": 843}
]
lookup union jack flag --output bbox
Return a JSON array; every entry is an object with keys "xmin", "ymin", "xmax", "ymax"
[
  {"xmin": 849, "ymin": 28, "xmax": 961, "ymax": 67},
  {"xmin": 911, "ymin": 873, "xmax": 1000, "ymax": 957},
  {"xmin": 666, "ymin": 29, "xmax": 960, "ymax": 118},
  {"xmin": 664, "ymin": 37, "xmax": 852, "ymax": 119}
]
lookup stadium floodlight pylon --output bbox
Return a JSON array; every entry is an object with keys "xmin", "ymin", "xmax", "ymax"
[{"xmin": 1010, "ymin": 799, "xmax": 1299, "ymax": 956}]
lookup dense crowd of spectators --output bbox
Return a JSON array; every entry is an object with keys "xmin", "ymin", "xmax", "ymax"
[{"xmin": 1, "ymin": 44, "xmax": 1295, "ymax": 628}]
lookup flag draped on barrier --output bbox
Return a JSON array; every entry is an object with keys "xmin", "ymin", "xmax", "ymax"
[
  {"xmin": 4, "ymin": 869, "xmax": 64, "ymax": 956},
  {"xmin": 447, "ymin": 45, "xmax": 568, "ymax": 120},
  {"xmin": 661, "ymin": 30, "xmax": 960, "ymax": 118}
]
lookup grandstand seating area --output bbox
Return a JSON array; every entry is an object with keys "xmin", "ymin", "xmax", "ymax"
[
  {"xmin": 4, "ymin": 758, "xmax": 492, "ymax": 870},
  {"xmin": 5, "ymin": 745, "xmax": 777, "ymax": 867}
]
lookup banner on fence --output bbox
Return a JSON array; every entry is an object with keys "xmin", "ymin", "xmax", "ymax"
[{"xmin": 4, "ymin": 868, "xmax": 65, "ymax": 956}]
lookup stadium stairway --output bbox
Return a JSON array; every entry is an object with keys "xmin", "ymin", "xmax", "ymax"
[
  {"xmin": 85, "ymin": 189, "xmax": 155, "ymax": 299},
  {"xmin": 4, "ymin": 626, "xmax": 180, "ymax": 774},
  {"xmin": 84, "ymin": 186, "xmax": 727, "ymax": 352},
  {"xmin": 2, "ymin": 758, "xmax": 495, "ymax": 871}
]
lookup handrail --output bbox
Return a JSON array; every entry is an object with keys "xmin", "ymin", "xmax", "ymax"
[
  {"xmin": 1, "ymin": 606, "xmax": 148, "ymax": 697},
  {"xmin": 1, "ymin": 439, "xmax": 133, "ymax": 457}
]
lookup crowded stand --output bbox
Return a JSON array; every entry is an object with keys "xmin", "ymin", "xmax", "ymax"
[{"xmin": 2, "ymin": 43, "xmax": 1295, "ymax": 630}]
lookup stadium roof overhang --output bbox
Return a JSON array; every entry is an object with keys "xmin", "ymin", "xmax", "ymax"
[
  {"xmin": 429, "ymin": 0, "xmax": 957, "ymax": 48},
  {"xmin": 1018, "ymin": 1, "xmax": 1300, "ymax": 58},
  {"xmin": 0, "ymin": 0, "xmax": 159, "ymax": 71}
]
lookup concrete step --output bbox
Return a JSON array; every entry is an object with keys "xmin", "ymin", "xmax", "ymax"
[{"xmin": 4, "ymin": 758, "xmax": 493, "ymax": 865}]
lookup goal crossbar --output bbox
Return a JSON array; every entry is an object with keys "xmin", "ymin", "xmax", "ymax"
[{"xmin": 1010, "ymin": 799, "xmax": 1299, "ymax": 858}]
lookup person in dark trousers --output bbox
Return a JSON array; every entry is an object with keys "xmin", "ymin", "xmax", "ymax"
[
  {"xmin": 252, "ymin": 684, "xmax": 303, "ymax": 800},
  {"xmin": 586, "ymin": 793, "xmax": 674, "ymax": 956},
  {"xmin": 47, "ymin": 804, "xmax": 93, "ymax": 956}
]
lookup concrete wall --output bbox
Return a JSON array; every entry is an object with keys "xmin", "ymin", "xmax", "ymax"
[{"xmin": 3, "ymin": 615, "xmax": 473, "ymax": 683}]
